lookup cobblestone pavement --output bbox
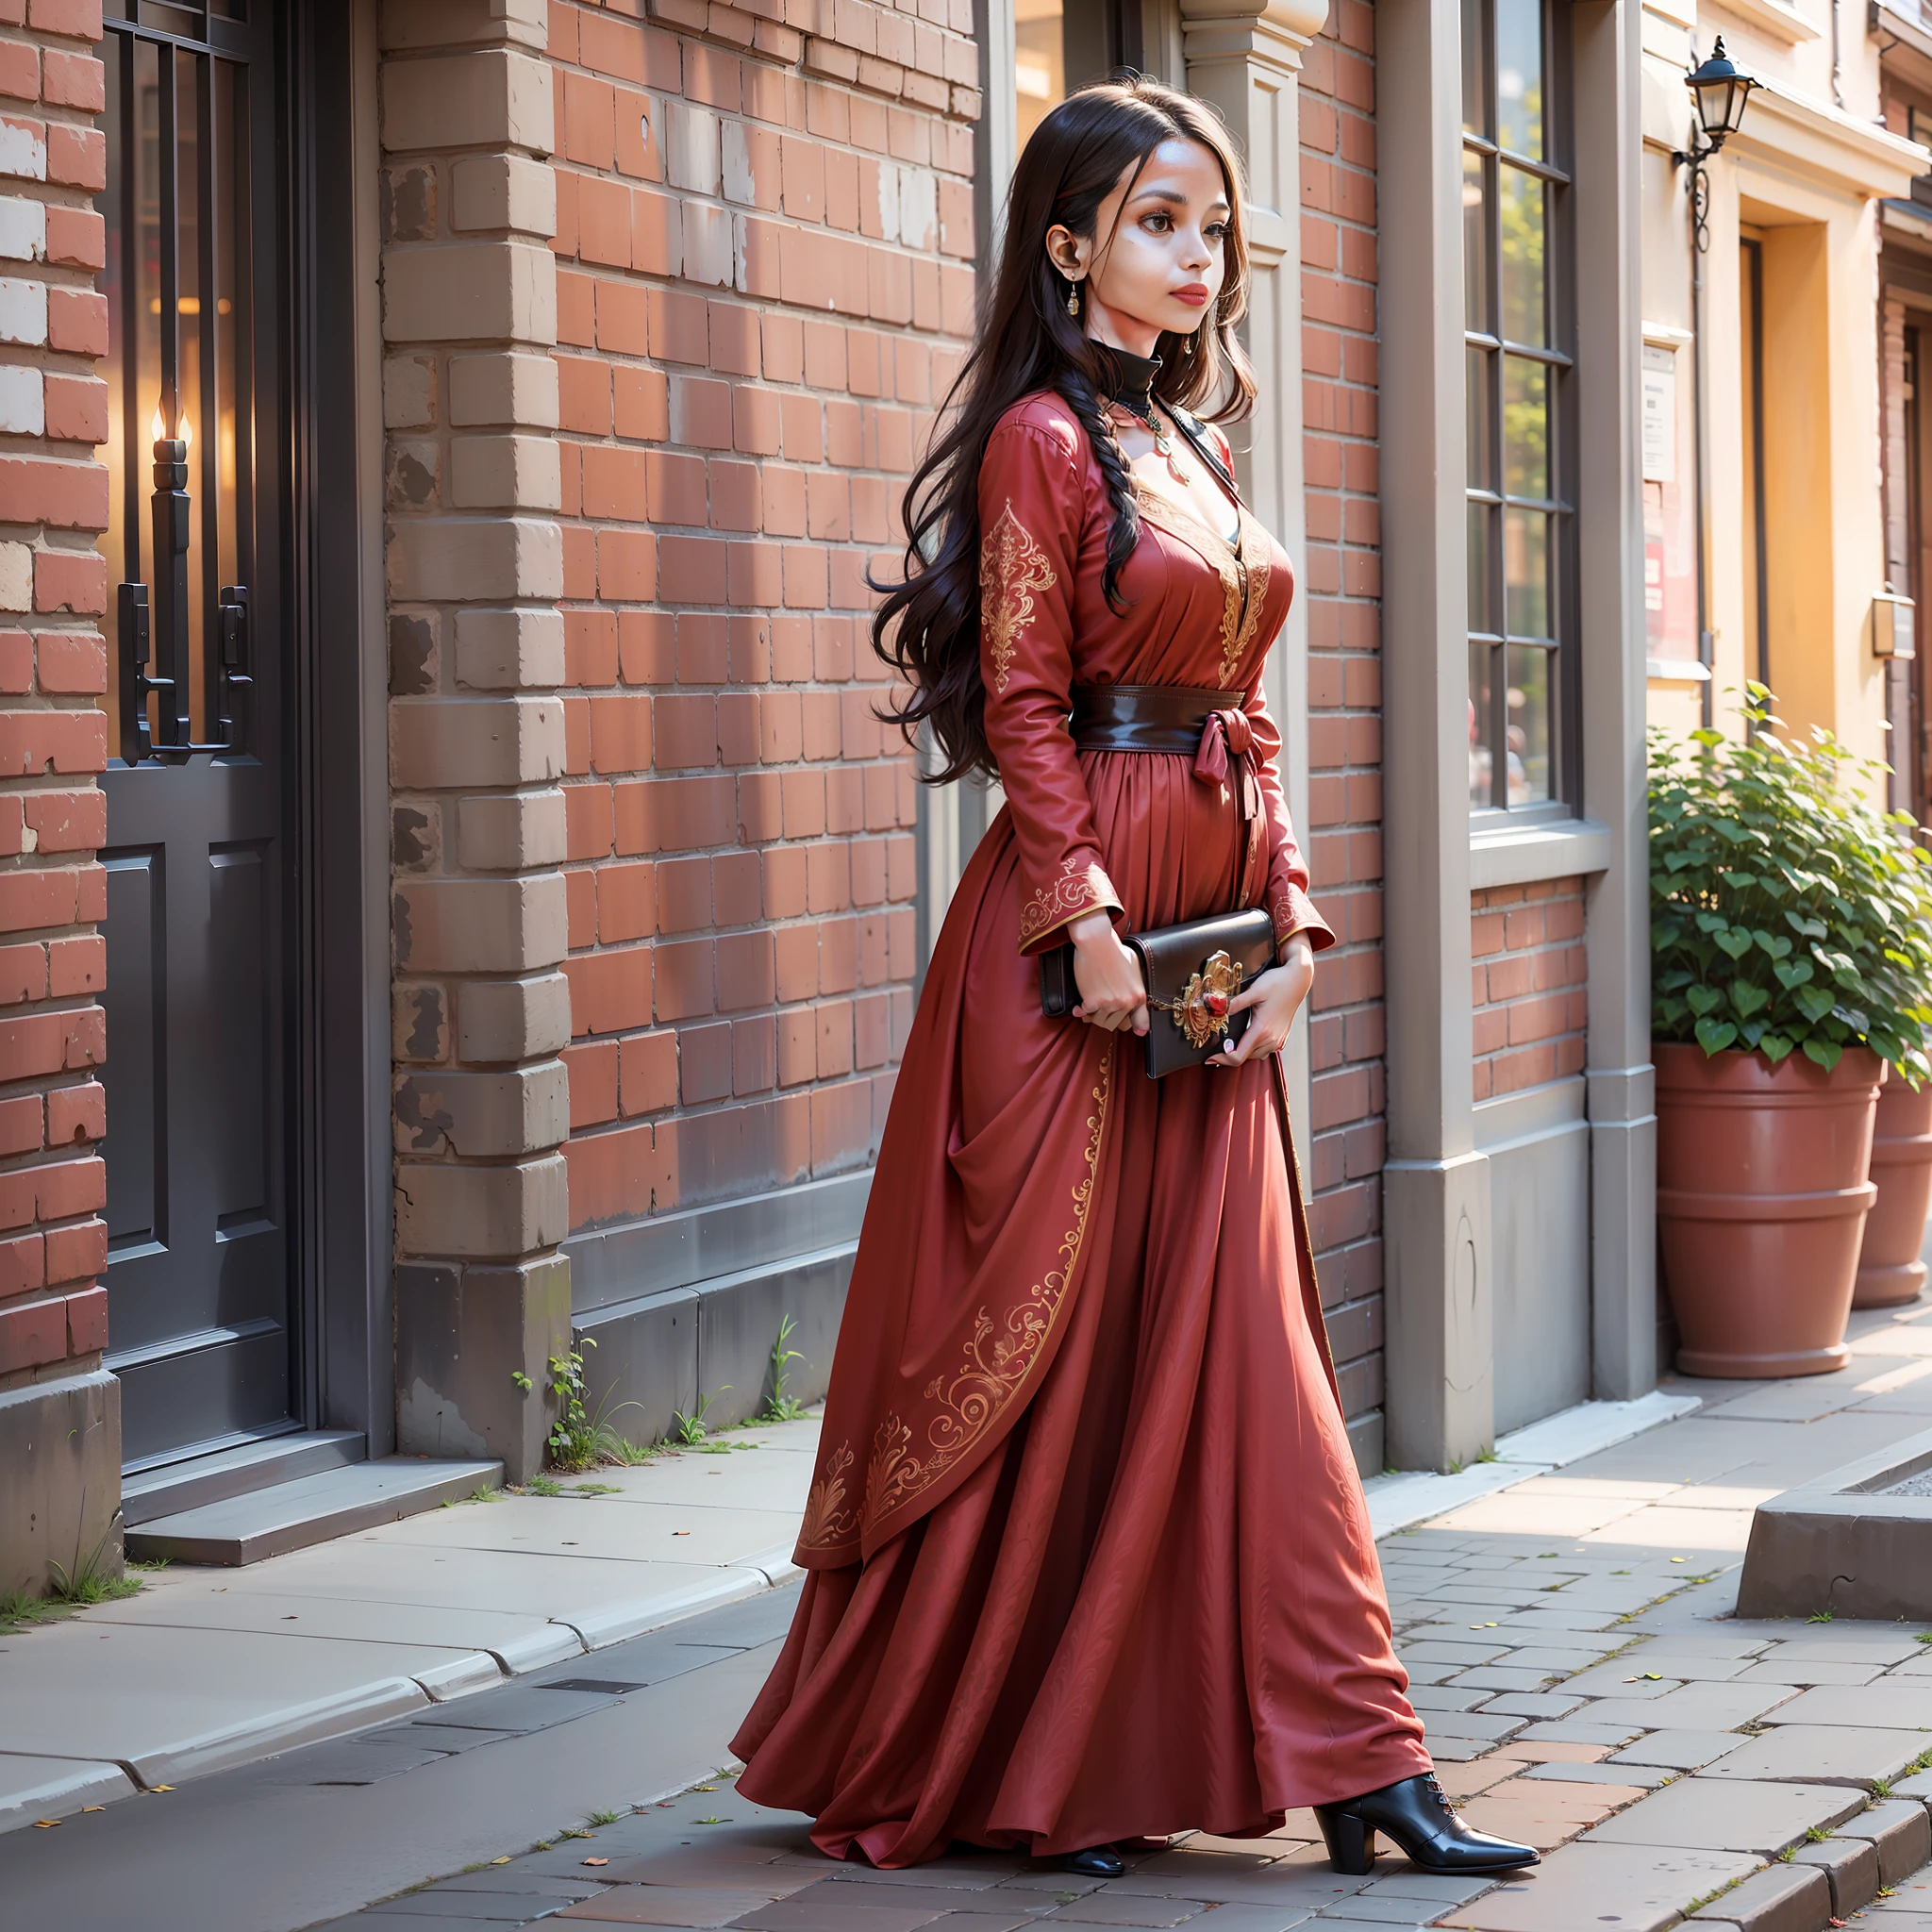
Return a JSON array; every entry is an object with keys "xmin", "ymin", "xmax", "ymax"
[{"xmin": 312, "ymin": 1310, "xmax": 1932, "ymax": 1932}]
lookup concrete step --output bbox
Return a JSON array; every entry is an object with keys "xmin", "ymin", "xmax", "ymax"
[
  {"xmin": 125, "ymin": 1456, "xmax": 504, "ymax": 1566},
  {"xmin": 122, "ymin": 1430, "xmax": 367, "ymax": 1526}
]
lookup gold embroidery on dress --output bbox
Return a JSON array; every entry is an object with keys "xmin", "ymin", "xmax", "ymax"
[
  {"xmin": 1017, "ymin": 855, "xmax": 1118, "ymax": 948},
  {"xmin": 797, "ymin": 1440, "xmax": 856, "ymax": 1550},
  {"xmin": 979, "ymin": 498, "xmax": 1058, "ymax": 695},
  {"xmin": 862, "ymin": 1042, "xmax": 1114, "ymax": 1534},
  {"xmin": 1132, "ymin": 487, "xmax": 1272, "ymax": 689}
]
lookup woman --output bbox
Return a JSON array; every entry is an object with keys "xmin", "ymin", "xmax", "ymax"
[{"xmin": 730, "ymin": 75, "xmax": 1537, "ymax": 1885}]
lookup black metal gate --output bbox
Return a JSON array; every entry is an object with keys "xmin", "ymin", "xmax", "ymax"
[{"xmin": 100, "ymin": 0, "xmax": 292, "ymax": 1470}]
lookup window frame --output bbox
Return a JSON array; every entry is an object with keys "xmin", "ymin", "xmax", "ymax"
[{"xmin": 1462, "ymin": 0, "xmax": 1580, "ymax": 826}]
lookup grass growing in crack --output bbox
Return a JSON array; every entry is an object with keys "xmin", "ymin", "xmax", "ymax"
[
  {"xmin": 1682, "ymin": 1874, "xmax": 1747, "ymax": 1914},
  {"xmin": 1871, "ymin": 1779, "xmax": 1895, "ymax": 1799},
  {"xmin": 761, "ymin": 1314, "xmax": 811, "ymax": 1423},
  {"xmin": 1805, "ymin": 1824, "xmax": 1833, "ymax": 1842},
  {"xmin": 672, "ymin": 1389, "xmax": 731, "ymax": 1445},
  {"xmin": 1806, "ymin": 1608, "xmax": 1836, "ymax": 1624},
  {"xmin": 587, "ymin": 1808, "xmax": 623, "ymax": 1826}
]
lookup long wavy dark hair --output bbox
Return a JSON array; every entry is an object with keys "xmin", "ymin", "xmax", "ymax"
[{"xmin": 870, "ymin": 74, "xmax": 1257, "ymax": 784}]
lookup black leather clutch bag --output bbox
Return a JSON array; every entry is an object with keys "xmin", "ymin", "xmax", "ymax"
[{"xmin": 1040, "ymin": 907, "xmax": 1278, "ymax": 1078}]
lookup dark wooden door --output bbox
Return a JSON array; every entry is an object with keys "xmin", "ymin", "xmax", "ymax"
[{"xmin": 99, "ymin": 1, "xmax": 293, "ymax": 1471}]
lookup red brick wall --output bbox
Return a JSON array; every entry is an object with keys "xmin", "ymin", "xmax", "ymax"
[
  {"xmin": 544, "ymin": 0, "xmax": 975, "ymax": 1230},
  {"xmin": 1471, "ymin": 878, "xmax": 1587, "ymax": 1101},
  {"xmin": 0, "ymin": 0, "xmax": 109, "ymax": 1393},
  {"xmin": 1299, "ymin": 1, "xmax": 1385, "ymax": 1459}
]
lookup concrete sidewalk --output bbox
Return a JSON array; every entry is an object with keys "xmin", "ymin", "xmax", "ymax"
[
  {"xmin": 17, "ymin": 1298, "xmax": 1932, "ymax": 1932},
  {"xmin": 0, "ymin": 1413, "xmax": 822, "ymax": 1825},
  {"xmin": 291, "ymin": 1293, "xmax": 1932, "ymax": 1932}
]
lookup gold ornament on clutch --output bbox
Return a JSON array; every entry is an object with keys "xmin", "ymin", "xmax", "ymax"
[{"xmin": 1156, "ymin": 948, "xmax": 1243, "ymax": 1048}]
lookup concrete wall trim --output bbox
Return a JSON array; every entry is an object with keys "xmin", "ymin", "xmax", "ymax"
[
  {"xmin": 1469, "ymin": 817, "xmax": 1614, "ymax": 891},
  {"xmin": 1473, "ymin": 1073, "xmax": 1587, "ymax": 1152},
  {"xmin": 564, "ymin": 1170, "xmax": 873, "ymax": 1314}
]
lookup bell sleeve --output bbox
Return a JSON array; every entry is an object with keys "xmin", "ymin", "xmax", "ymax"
[
  {"xmin": 1244, "ymin": 661, "xmax": 1336, "ymax": 959},
  {"xmin": 978, "ymin": 418, "xmax": 1125, "ymax": 955}
]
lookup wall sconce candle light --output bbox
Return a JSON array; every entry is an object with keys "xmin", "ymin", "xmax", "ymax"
[{"xmin": 117, "ymin": 403, "xmax": 251, "ymax": 764}]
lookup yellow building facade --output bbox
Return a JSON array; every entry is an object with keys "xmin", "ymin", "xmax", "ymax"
[{"xmin": 1641, "ymin": 1, "xmax": 1923, "ymax": 775}]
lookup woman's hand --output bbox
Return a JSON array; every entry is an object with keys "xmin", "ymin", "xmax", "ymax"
[
  {"xmin": 1208, "ymin": 934, "xmax": 1316, "ymax": 1067},
  {"xmin": 1068, "ymin": 908, "xmax": 1149, "ymax": 1036}
]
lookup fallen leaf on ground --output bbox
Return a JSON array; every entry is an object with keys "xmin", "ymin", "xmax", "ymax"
[
  {"xmin": 491, "ymin": 1857, "xmax": 511, "ymax": 1866},
  {"xmin": 31, "ymin": 1819, "xmax": 57, "ymax": 1828},
  {"xmin": 150, "ymin": 1785, "xmax": 174, "ymax": 1792},
  {"xmin": 583, "ymin": 1857, "xmax": 608, "ymax": 1867},
  {"xmin": 82, "ymin": 1807, "xmax": 103, "ymax": 1813}
]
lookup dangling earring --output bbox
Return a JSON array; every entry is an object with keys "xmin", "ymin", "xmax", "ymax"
[{"xmin": 1066, "ymin": 276, "xmax": 1081, "ymax": 318}]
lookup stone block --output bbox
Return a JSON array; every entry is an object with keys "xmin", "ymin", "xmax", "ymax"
[
  {"xmin": 451, "ymin": 155, "xmax": 557, "ymax": 237},
  {"xmin": 394, "ymin": 1255, "xmax": 571, "ymax": 1484},
  {"xmin": 393, "ymin": 1150, "xmax": 569, "ymax": 1257},
  {"xmin": 1687, "ymin": 1860, "xmax": 1829, "ymax": 1931},
  {"xmin": 1702, "ymin": 1725, "xmax": 1924, "ymax": 1790},
  {"xmin": 380, "ymin": 0, "xmax": 547, "ymax": 52},
  {"xmin": 1610, "ymin": 1732, "xmax": 1750, "ymax": 1772},
  {"xmin": 1832, "ymin": 1795, "xmax": 1932, "ymax": 1885},
  {"xmin": 450, "ymin": 433, "xmax": 562, "ymax": 510},
  {"xmin": 382, "ymin": 242, "xmax": 557, "ymax": 346},
  {"xmin": 449, "ymin": 350, "xmax": 559, "ymax": 428},
  {"xmin": 454, "ymin": 606, "xmax": 565, "ymax": 691},
  {"xmin": 693, "ymin": 1243, "xmax": 853, "ymax": 1429},
  {"xmin": 575, "ymin": 1286, "xmax": 699, "ymax": 1454},
  {"xmin": 391, "ymin": 694, "xmax": 564, "ymax": 789},
  {"xmin": 380, "ymin": 51, "xmax": 552, "ymax": 156},
  {"xmin": 1790, "ymin": 1835, "xmax": 1878, "ymax": 1916},
  {"xmin": 394, "ymin": 1061, "xmax": 568, "ymax": 1158},
  {"xmin": 384, "ymin": 353, "xmax": 437, "ymax": 429},
  {"xmin": 458, "ymin": 789, "xmax": 567, "ymax": 871},
  {"xmin": 0, "ymin": 1367, "xmax": 119, "ymax": 1597},
  {"xmin": 458, "ymin": 972, "xmax": 572, "ymax": 1063},
  {"xmin": 1584, "ymin": 1778, "xmax": 1865, "ymax": 1859},
  {"xmin": 1401, "ymin": 1841, "xmax": 1761, "ymax": 1932},
  {"xmin": 392, "ymin": 873, "xmax": 568, "ymax": 974},
  {"xmin": 388, "ymin": 516, "xmax": 564, "ymax": 602}
]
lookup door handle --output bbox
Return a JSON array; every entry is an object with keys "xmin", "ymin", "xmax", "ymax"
[{"xmin": 114, "ymin": 579, "xmax": 251, "ymax": 763}]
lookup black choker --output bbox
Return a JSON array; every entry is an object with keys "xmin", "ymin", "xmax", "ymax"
[{"xmin": 1100, "ymin": 345, "xmax": 1162, "ymax": 425}]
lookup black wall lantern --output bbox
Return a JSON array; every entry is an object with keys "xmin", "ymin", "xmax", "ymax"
[
  {"xmin": 1682, "ymin": 36, "xmax": 1759, "ymax": 158},
  {"xmin": 1671, "ymin": 36, "xmax": 1758, "ymax": 727}
]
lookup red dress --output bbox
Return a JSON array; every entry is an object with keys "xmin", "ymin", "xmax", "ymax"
[{"xmin": 730, "ymin": 392, "xmax": 1430, "ymax": 1864}]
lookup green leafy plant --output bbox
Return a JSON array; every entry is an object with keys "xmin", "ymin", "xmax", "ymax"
[
  {"xmin": 1650, "ymin": 688, "xmax": 1932, "ymax": 1075},
  {"xmin": 672, "ymin": 1388, "xmax": 730, "ymax": 1445},
  {"xmin": 533, "ymin": 1336, "xmax": 648, "ymax": 1473},
  {"xmin": 761, "ymin": 1315, "xmax": 809, "ymax": 1423}
]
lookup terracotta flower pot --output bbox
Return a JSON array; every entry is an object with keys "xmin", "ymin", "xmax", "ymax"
[
  {"xmin": 1854, "ymin": 1078, "xmax": 1932, "ymax": 1308},
  {"xmin": 1655, "ymin": 1041, "xmax": 1884, "ymax": 1377}
]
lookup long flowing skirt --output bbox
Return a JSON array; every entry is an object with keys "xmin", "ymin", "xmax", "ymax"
[{"xmin": 731, "ymin": 757, "xmax": 1430, "ymax": 1865}]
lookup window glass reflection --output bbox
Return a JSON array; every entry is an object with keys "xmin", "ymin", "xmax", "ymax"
[
  {"xmin": 1504, "ymin": 505, "xmax": 1551, "ymax": 640},
  {"xmin": 1463, "ymin": 148, "xmax": 1490, "ymax": 336},
  {"xmin": 1469, "ymin": 499, "xmax": 1495, "ymax": 636},
  {"xmin": 1495, "ymin": 0, "xmax": 1542, "ymax": 158},
  {"xmin": 1015, "ymin": 0, "xmax": 1066, "ymax": 151},
  {"xmin": 1506, "ymin": 644, "xmax": 1553, "ymax": 805},
  {"xmin": 1470, "ymin": 642, "xmax": 1497, "ymax": 807},
  {"xmin": 1504, "ymin": 355, "xmax": 1547, "ymax": 500},
  {"xmin": 1499, "ymin": 164, "xmax": 1544, "ymax": 346},
  {"xmin": 1468, "ymin": 344, "xmax": 1494, "ymax": 491}
]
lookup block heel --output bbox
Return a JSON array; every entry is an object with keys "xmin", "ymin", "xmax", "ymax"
[{"xmin": 1314, "ymin": 1806, "xmax": 1375, "ymax": 1876}]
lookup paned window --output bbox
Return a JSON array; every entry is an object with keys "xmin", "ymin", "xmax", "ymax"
[{"xmin": 1463, "ymin": 0, "xmax": 1574, "ymax": 814}]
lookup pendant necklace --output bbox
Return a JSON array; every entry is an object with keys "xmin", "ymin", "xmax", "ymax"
[{"xmin": 1101, "ymin": 346, "xmax": 1191, "ymax": 487}]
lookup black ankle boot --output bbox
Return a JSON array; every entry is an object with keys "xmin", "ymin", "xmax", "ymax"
[
  {"xmin": 1314, "ymin": 1773, "xmax": 1539, "ymax": 1876},
  {"xmin": 1058, "ymin": 1844, "xmax": 1125, "ymax": 1878}
]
